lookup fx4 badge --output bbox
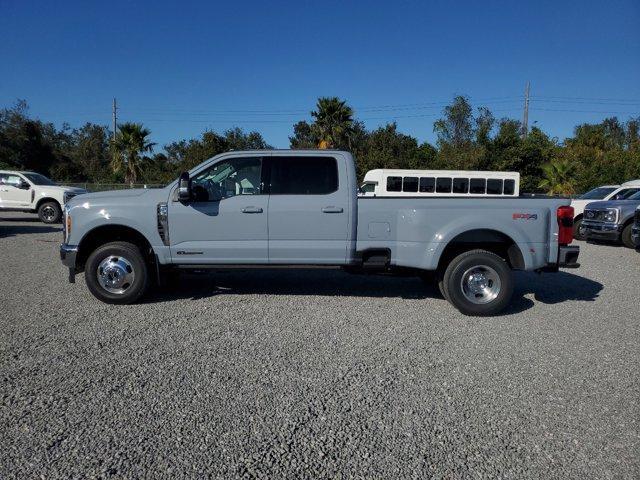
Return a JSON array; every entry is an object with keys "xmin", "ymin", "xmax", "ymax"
[{"xmin": 513, "ymin": 213, "xmax": 538, "ymax": 220}]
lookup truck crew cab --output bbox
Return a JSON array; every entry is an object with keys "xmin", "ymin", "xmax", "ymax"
[{"xmin": 60, "ymin": 150, "xmax": 580, "ymax": 316}]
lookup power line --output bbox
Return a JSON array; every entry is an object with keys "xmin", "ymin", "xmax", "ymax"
[{"xmin": 522, "ymin": 82, "xmax": 530, "ymax": 137}]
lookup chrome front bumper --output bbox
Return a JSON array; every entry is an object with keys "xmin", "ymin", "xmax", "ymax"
[
  {"xmin": 60, "ymin": 244, "xmax": 79, "ymax": 282},
  {"xmin": 580, "ymin": 220, "xmax": 622, "ymax": 242}
]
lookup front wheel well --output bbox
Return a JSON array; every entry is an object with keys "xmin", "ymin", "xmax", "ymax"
[
  {"xmin": 436, "ymin": 229, "xmax": 524, "ymax": 273},
  {"xmin": 76, "ymin": 225, "xmax": 154, "ymax": 272},
  {"xmin": 35, "ymin": 197, "xmax": 60, "ymax": 210}
]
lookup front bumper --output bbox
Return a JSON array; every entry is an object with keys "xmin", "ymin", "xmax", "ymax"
[
  {"xmin": 580, "ymin": 220, "xmax": 622, "ymax": 242},
  {"xmin": 60, "ymin": 244, "xmax": 78, "ymax": 282}
]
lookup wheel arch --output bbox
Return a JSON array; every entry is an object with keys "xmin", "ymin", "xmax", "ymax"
[
  {"xmin": 35, "ymin": 197, "xmax": 61, "ymax": 210},
  {"xmin": 436, "ymin": 228, "xmax": 525, "ymax": 273},
  {"xmin": 76, "ymin": 224, "xmax": 155, "ymax": 272}
]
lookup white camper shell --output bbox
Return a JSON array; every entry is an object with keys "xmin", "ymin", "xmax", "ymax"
[{"xmin": 360, "ymin": 169, "xmax": 520, "ymax": 197}]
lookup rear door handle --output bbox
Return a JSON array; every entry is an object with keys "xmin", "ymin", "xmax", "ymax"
[
  {"xmin": 322, "ymin": 206, "xmax": 343, "ymax": 213},
  {"xmin": 242, "ymin": 206, "xmax": 263, "ymax": 213}
]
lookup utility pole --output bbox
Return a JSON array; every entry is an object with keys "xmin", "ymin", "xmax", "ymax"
[
  {"xmin": 112, "ymin": 98, "xmax": 117, "ymax": 140},
  {"xmin": 522, "ymin": 81, "xmax": 530, "ymax": 138}
]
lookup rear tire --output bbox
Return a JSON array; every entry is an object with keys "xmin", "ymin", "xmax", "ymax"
[
  {"xmin": 621, "ymin": 224, "xmax": 635, "ymax": 249},
  {"xmin": 443, "ymin": 249, "xmax": 514, "ymax": 316},
  {"xmin": 573, "ymin": 218, "xmax": 586, "ymax": 240},
  {"xmin": 38, "ymin": 201, "xmax": 61, "ymax": 224},
  {"xmin": 85, "ymin": 241, "xmax": 149, "ymax": 304}
]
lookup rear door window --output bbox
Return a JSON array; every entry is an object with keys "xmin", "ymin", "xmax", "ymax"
[{"xmin": 269, "ymin": 156, "xmax": 338, "ymax": 195}]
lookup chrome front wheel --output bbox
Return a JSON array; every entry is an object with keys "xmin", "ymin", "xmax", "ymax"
[
  {"xmin": 97, "ymin": 256, "xmax": 136, "ymax": 294},
  {"xmin": 85, "ymin": 241, "xmax": 149, "ymax": 304}
]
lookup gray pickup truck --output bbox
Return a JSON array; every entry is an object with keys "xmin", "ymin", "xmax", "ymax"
[
  {"xmin": 60, "ymin": 150, "xmax": 579, "ymax": 316},
  {"xmin": 580, "ymin": 191, "xmax": 640, "ymax": 248}
]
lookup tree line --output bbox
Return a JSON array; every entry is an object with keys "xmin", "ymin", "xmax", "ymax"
[{"xmin": 1, "ymin": 96, "xmax": 639, "ymax": 194}]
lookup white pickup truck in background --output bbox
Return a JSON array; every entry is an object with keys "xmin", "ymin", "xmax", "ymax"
[{"xmin": 0, "ymin": 170, "xmax": 87, "ymax": 223}]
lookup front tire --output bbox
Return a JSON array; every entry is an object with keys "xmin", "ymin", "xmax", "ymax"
[
  {"xmin": 38, "ymin": 201, "xmax": 61, "ymax": 224},
  {"xmin": 621, "ymin": 224, "xmax": 635, "ymax": 249},
  {"xmin": 573, "ymin": 218, "xmax": 586, "ymax": 240},
  {"xmin": 85, "ymin": 241, "xmax": 149, "ymax": 304},
  {"xmin": 443, "ymin": 250, "xmax": 514, "ymax": 316}
]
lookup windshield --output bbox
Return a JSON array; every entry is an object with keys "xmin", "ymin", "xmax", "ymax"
[
  {"xmin": 627, "ymin": 191, "xmax": 640, "ymax": 200},
  {"xmin": 579, "ymin": 187, "xmax": 617, "ymax": 199},
  {"xmin": 23, "ymin": 173, "xmax": 56, "ymax": 186}
]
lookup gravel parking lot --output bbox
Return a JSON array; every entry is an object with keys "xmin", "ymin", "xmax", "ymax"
[{"xmin": 1, "ymin": 211, "xmax": 639, "ymax": 479}]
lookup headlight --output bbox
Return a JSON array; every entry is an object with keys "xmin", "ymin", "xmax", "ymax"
[
  {"xmin": 604, "ymin": 209, "xmax": 617, "ymax": 223},
  {"xmin": 63, "ymin": 192, "xmax": 76, "ymax": 204}
]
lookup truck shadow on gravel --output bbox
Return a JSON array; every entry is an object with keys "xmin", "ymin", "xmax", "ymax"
[
  {"xmin": 144, "ymin": 269, "xmax": 603, "ymax": 315},
  {"xmin": 0, "ymin": 218, "xmax": 61, "ymax": 238}
]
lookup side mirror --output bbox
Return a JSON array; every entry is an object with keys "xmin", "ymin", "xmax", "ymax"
[
  {"xmin": 18, "ymin": 181, "xmax": 30, "ymax": 190},
  {"xmin": 178, "ymin": 172, "xmax": 191, "ymax": 202}
]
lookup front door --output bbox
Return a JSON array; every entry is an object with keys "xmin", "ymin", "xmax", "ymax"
[
  {"xmin": 168, "ymin": 156, "xmax": 268, "ymax": 264},
  {"xmin": 267, "ymin": 155, "xmax": 349, "ymax": 264},
  {"xmin": 0, "ymin": 173, "xmax": 31, "ymax": 208}
]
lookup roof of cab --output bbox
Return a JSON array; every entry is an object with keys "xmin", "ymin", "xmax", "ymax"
[{"xmin": 621, "ymin": 179, "xmax": 640, "ymax": 186}]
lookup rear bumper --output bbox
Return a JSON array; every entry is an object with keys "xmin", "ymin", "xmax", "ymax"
[
  {"xmin": 558, "ymin": 245, "xmax": 580, "ymax": 268},
  {"xmin": 580, "ymin": 220, "xmax": 622, "ymax": 242}
]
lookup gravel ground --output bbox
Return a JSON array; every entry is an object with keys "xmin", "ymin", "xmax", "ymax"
[{"xmin": 1, "ymin": 211, "xmax": 639, "ymax": 479}]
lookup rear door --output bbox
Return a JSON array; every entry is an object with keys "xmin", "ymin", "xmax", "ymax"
[
  {"xmin": 267, "ymin": 155, "xmax": 349, "ymax": 264},
  {"xmin": 168, "ymin": 156, "xmax": 268, "ymax": 264}
]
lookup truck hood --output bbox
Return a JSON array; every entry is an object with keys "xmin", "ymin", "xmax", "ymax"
[
  {"xmin": 75, "ymin": 188, "xmax": 151, "ymax": 200},
  {"xmin": 586, "ymin": 199, "xmax": 640, "ymax": 209},
  {"xmin": 68, "ymin": 189, "xmax": 152, "ymax": 206}
]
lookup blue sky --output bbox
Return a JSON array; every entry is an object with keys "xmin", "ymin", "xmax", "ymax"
[{"xmin": 1, "ymin": 0, "xmax": 639, "ymax": 149}]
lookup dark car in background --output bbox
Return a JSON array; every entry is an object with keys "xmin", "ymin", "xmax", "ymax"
[{"xmin": 581, "ymin": 191, "xmax": 640, "ymax": 248}]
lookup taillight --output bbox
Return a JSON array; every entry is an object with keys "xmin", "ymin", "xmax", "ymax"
[{"xmin": 557, "ymin": 205, "xmax": 574, "ymax": 245}]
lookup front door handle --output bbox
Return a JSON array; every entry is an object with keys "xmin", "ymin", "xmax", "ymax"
[
  {"xmin": 242, "ymin": 206, "xmax": 263, "ymax": 214},
  {"xmin": 322, "ymin": 206, "xmax": 343, "ymax": 213}
]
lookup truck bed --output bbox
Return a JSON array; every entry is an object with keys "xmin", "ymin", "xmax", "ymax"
[{"xmin": 356, "ymin": 196, "xmax": 571, "ymax": 271}]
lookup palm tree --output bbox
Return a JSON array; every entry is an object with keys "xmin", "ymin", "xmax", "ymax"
[
  {"xmin": 311, "ymin": 97, "xmax": 354, "ymax": 149},
  {"xmin": 111, "ymin": 123, "xmax": 155, "ymax": 184},
  {"xmin": 538, "ymin": 159, "xmax": 576, "ymax": 195}
]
